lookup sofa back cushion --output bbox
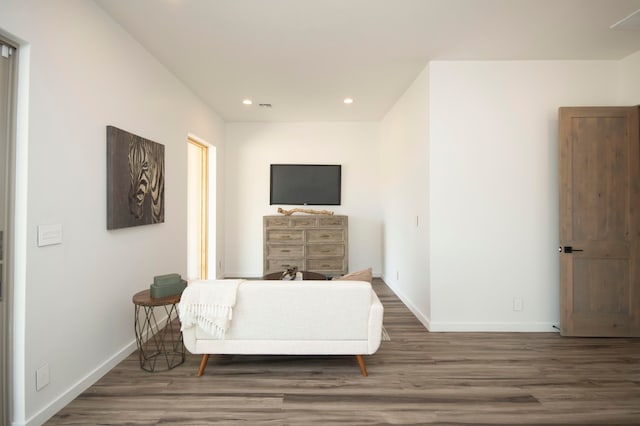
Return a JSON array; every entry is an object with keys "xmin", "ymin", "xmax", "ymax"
[{"xmin": 195, "ymin": 280, "xmax": 373, "ymax": 341}]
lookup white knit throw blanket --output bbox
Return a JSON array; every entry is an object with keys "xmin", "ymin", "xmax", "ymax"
[{"xmin": 178, "ymin": 279, "xmax": 243, "ymax": 339}]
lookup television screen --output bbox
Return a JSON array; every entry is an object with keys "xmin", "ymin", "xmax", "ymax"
[{"xmin": 270, "ymin": 164, "xmax": 341, "ymax": 205}]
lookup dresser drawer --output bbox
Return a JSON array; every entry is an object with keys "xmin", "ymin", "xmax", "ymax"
[
  {"xmin": 264, "ymin": 217, "xmax": 290, "ymax": 228},
  {"xmin": 307, "ymin": 244, "xmax": 345, "ymax": 257},
  {"xmin": 307, "ymin": 229, "xmax": 344, "ymax": 243},
  {"xmin": 266, "ymin": 258, "xmax": 304, "ymax": 273},
  {"xmin": 319, "ymin": 216, "xmax": 347, "ymax": 227},
  {"xmin": 265, "ymin": 229, "xmax": 304, "ymax": 242},
  {"xmin": 307, "ymin": 258, "xmax": 345, "ymax": 272},
  {"xmin": 266, "ymin": 245, "xmax": 304, "ymax": 257},
  {"xmin": 290, "ymin": 217, "xmax": 318, "ymax": 228}
]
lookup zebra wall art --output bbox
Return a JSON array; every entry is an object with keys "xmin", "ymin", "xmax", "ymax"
[{"xmin": 107, "ymin": 126, "xmax": 165, "ymax": 230}]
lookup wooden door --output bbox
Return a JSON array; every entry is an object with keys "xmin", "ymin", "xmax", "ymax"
[{"xmin": 559, "ymin": 106, "xmax": 640, "ymax": 336}]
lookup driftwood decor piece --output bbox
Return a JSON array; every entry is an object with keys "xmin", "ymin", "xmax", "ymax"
[{"xmin": 277, "ymin": 207, "xmax": 334, "ymax": 216}]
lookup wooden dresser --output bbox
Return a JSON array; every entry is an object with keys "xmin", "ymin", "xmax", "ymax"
[{"xmin": 263, "ymin": 215, "xmax": 348, "ymax": 276}]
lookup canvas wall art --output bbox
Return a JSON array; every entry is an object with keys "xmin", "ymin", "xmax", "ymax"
[{"xmin": 107, "ymin": 126, "xmax": 165, "ymax": 230}]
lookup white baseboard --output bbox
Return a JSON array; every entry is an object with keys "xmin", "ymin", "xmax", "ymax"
[
  {"xmin": 24, "ymin": 312, "xmax": 173, "ymax": 426},
  {"xmin": 381, "ymin": 275, "xmax": 558, "ymax": 333},
  {"xmin": 23, "ymin": 340, "xmax": 137, "ymax": 426},
  {"xmin": 427, "ymin": 321, "xmax": 558, "ymax": 332},
  {"xmin": 381, "ymin": 275, "xmax": 432, "ymax": 331}
]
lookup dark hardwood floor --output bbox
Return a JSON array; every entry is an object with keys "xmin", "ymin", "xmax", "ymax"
[{"xmin": 47, "ymin": 279, "xmax": 640, "ymax": 425}]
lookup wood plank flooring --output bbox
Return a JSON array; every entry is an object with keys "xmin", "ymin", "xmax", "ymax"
[{"xmin": 47, "ymin": 279, "xmax": 640, "ymax": 425}]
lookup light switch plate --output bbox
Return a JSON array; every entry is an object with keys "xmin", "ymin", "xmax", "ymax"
[
  {"xmin": 36, "ymin": 364, "xmax": 50, "ymax": 391},
  {"xmin": 37, "ymin": 224, "xmax": 62, "ymax": 247}
]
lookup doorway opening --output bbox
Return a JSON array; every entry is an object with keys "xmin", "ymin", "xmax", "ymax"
[
  {"xmin": 0, "ymin": 36, "xmax": 17, "ymax": 426},
  {"xmin": 187, "ymin": 137, "xmax": 216, "ymax": 280}
]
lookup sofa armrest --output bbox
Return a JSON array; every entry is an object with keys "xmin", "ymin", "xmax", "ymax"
[{"xmin": 367, "ymin": 291, "xmax": 384, "ymax": 354}]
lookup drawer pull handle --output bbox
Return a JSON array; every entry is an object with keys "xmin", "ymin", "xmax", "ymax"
[
  {"xmin": 321, "ymin": 250, "xmax": 331, "ymax": 253},
  {"xmin": 320, "ymin": 234, "xmax": 330, "ymax": 238},
  {"xmin": 281, "ymin": 236, "xmax": 290, "ymax": 239},
  {"xmin": 281, "ymin": 249, "xmax": 290, "ymax": 253}
]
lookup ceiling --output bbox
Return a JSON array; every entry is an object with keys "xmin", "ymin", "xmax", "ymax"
[{"xmin": 95, "ymin": 0, "xmax": 640, "ymax": 122}]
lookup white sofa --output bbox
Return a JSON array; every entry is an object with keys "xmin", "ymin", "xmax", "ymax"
[{"xmin": 179, "ymin": 279, "xmax": 384, "ymax": 376}]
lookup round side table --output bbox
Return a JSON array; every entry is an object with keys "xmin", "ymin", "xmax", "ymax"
[{"xmin": 132, "ymin": 289, "xmax": 185, "ymax": 372}]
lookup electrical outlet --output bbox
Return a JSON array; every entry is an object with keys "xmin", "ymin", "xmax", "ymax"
[
  {"xmin": 36, "ymin": 364, "xmax": 50, "ymax": 391},
  {"xmin": 513, "ymin": 298, "xmax": 523, "ymax": 311}
]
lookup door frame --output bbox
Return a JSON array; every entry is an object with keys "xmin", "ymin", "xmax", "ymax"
[
  {"xmin": 187, "ymin": 137, "xmax": 210, "ymax": 280},
  {"xmin": 0, "ymin": 35, "xmax": 18, "ymax": 426}
]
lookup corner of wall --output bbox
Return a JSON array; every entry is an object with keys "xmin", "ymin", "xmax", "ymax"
[
  {"xmin": 24, "ymin": 342, "xmax": 136, "ymax": 426},
  {"xmin": 619, "ymin": 49, "xmax": 640, "ymax": 105},
  {"xmin": 382, "ymin": 274, "xmax": 431, "ymax": 331}
]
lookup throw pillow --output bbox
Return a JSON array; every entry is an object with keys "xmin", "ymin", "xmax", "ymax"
[{"xmin": 336, "ymin": 267, "xmax": 372, "ymax": 283}]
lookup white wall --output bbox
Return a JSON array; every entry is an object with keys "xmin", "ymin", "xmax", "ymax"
[
  {"xmin": 0, "ymin": 1, "xmax": 225, "ymax": 424},
  {"xmin": 224, "ymin": 122, "xmax": 381, "ymax": 277},
  {"xmin": 379, "ymin": 66, "xmax": 430, "ymax": 325},
  {"xmin": 428, "ymin": 60, "xmax": 620, "ymax": 331},
  {"xmin": 619, "ymin": 50, "xmax": 640, "ymax": 104}
]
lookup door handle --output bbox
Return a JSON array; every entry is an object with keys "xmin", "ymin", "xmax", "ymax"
[{"xmin": 560, "ymin": 246, "xmax": 583, "ymax": 253}]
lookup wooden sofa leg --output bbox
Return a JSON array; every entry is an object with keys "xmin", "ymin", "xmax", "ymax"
[
  {"xmin": 197, "ymin": 354, "xmax": 210, "ymax": 377},
  {"xmin": 355, "ymin": 355, "xmax": 368, "ymax": 377}
]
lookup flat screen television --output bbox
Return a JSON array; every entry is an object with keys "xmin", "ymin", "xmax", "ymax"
[{"xmin": 270, "ymin": 164, "xmax": 341, "ymax": 205}]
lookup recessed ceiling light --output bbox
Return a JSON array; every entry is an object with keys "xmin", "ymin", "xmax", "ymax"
[
  {"xmin": 242, "ymin": 99, "xmax": 252, "ymax": 105},
  {"xmin": 344, "ymin": 98, "xmax": 354, "ymax": 104}
]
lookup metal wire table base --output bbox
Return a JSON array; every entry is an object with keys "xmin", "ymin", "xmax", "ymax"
[{"xmin": 133, "ymin": 295, "xmax": 185, "ymax": 372}]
